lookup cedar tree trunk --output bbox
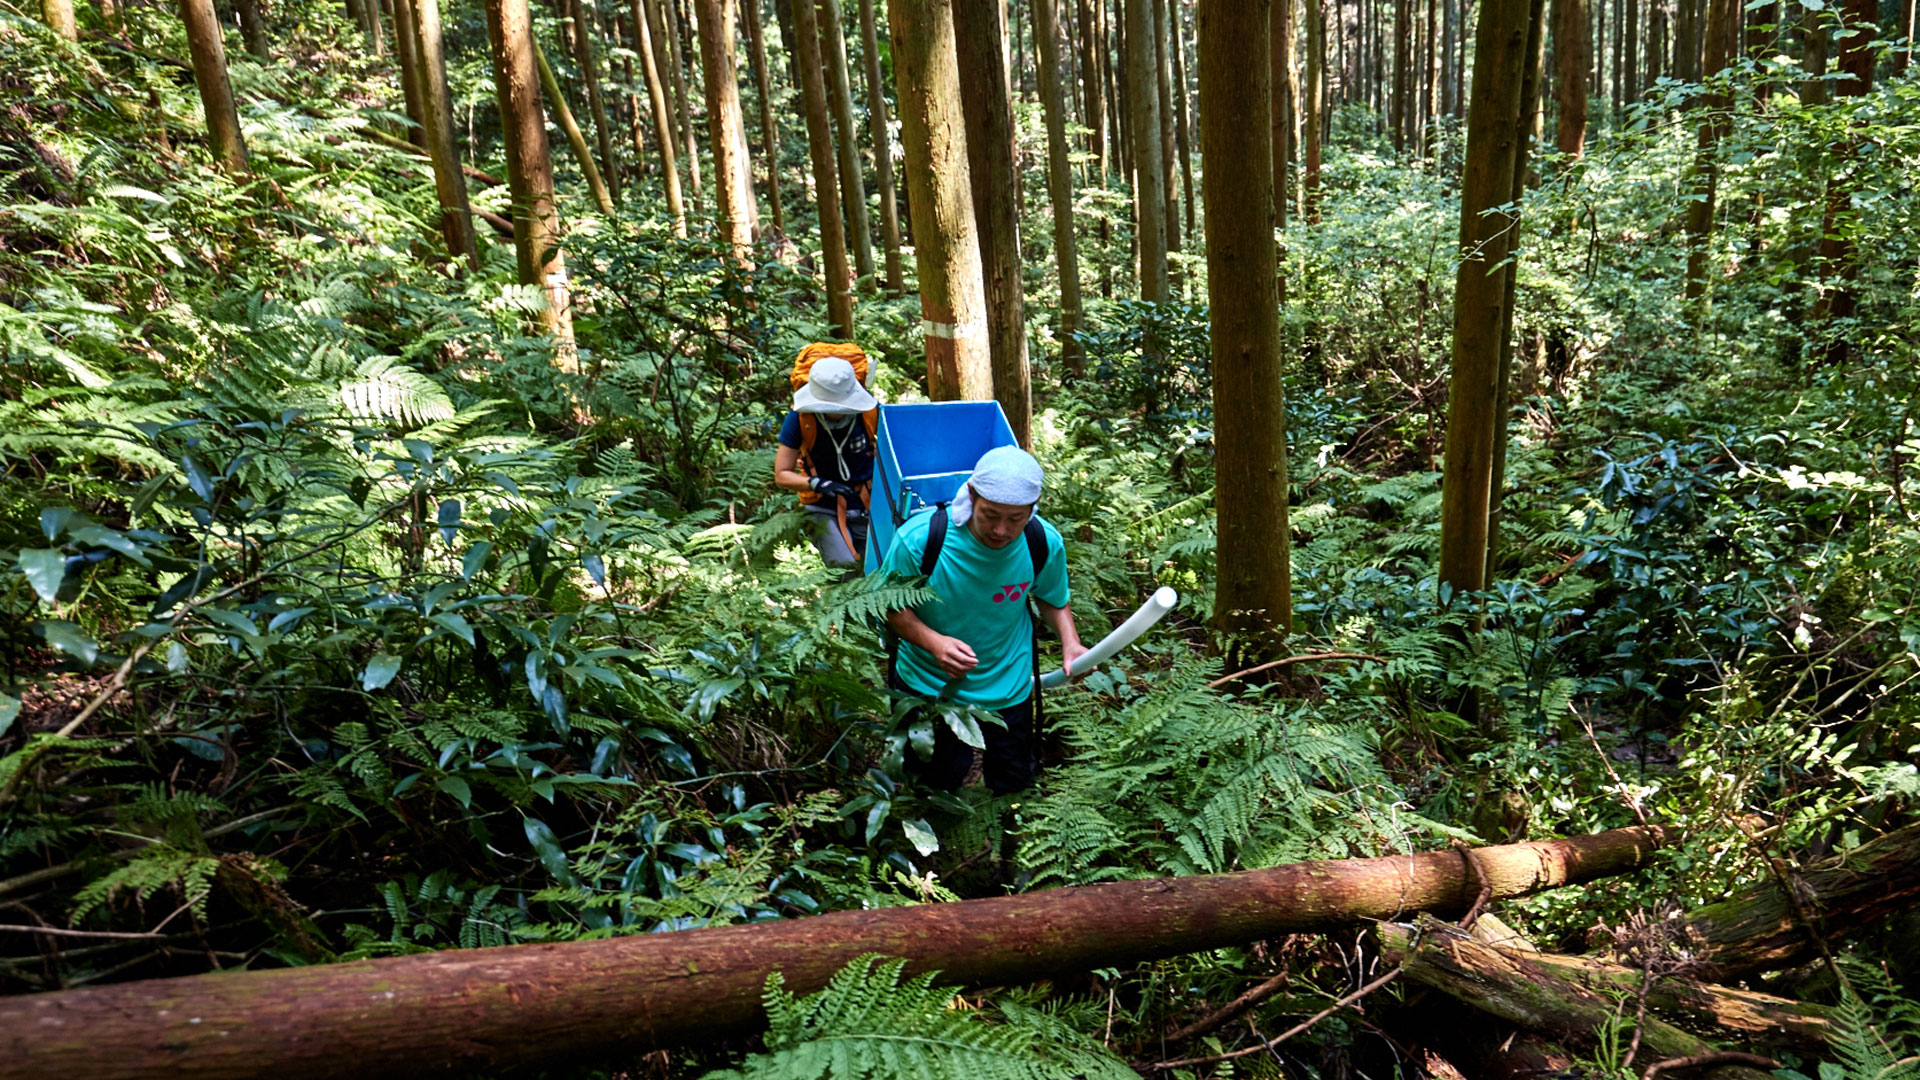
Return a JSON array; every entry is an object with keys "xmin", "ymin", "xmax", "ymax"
[
  {"xmin": 1035, "ymin": 0, "xmax": 1086, "ymax": 376},
  {"xmin": 695, "ymin": 0, "xmax": 755, "ymax": 261},
  {"xmin": 485, "ymin": 0, "xmax": 575, "ymax": 346},
  {"xmin": 180, "ymin": 0, "xmax": 251, "ymax": 177},
  {"xmin": 745, "ymin": 0, "xmax": 785, "ymax": 235},
  {"xmin": 1126, "ymin": 0, "xmax": 1168, "ymax": 301},
  {"xmin": 412, "ymin": 0, "xmax": 482, "ymax": 268},
  {"xmin": 635, "ymin": 0, "xmax": 688, "ymax": 233},
  {"xmin": 858, "ymin": 0, "xmax": 905, "ymax": 292},
  {"xmin": 819, "ymin": 0, "xmax": 876, "ymax": 286},
  {"xmin": 790, "ymin": 0, "xmax": 856, "ymax": 335}
]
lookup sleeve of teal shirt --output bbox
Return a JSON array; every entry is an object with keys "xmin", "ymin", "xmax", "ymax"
[{"xmin": 1032, "ymin": 519, "xmax": 1070, "ymax": 608}]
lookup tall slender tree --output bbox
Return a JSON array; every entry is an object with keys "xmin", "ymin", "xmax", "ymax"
[
  {"xmin": 695, "ymin": 0, "xmax": 755, "ymax": 261},
  {"xmin": 411, "ymin": 0, "xmax": 482, "ymax": 269},
  {"xmin": 953, "ymin": 0, "xmax": 1033, "ymax": 444},
  {"xmin": 1273, "ymin": 0, "xmax": 1299, "ymax": 224},
  {"xmin": 1809, "ymin": 0, "xmax": 1877, "ymax": 363},
  {"xmin": 636, "ymin": 0, "xmax": 688, "ymax": 234},
  {"xmin": 180, "ymin": 0, "xmax": 251, "ymax": 177},
  {"xmin": 1126, "ymin": 0, "xmax": 1169, "ymax": 301},
  {"xmin": 392, "ymin": 0, "xmax": 431, "ymax": 148},
  {"xmin": 1153, "ymin": 0, "xmax": 1180, "ymax": 260},
  {"xmin": 237, "ymin": 0, "xmax": 271, "ymax": 58},
  {"xmin": 1077, "ymin": 0, "xmax": 1108, "ymax": 178},
  {"xmin": 1305, "ymin": 0, "xmax": 1326, "ymax": 219},
  {"xmin": 1681, "ymin": 0, "xmax": 1735, "ymax": 298},
  {"xmin": 816, "ymin": 0, "xmax": 876, "ymax": 287},
  {"xmin": 657, "ymin": 0, "xmax": 702, "ymax": 197},
  {"xmin": 1034, "ymin": 0, "xmax": 1085, "ymax": 376},
  {"xmin": 744, "ymin": 0, "xmax": 785, "ymax": 236},
  {"xmin": 534, "ymin": 37, "xmax": 618, "ymax": 213},
  {"xmin": 362, "ymin": 0, "xmax": 387, "ymax": 55},
  {"xmin": 857, "ymin": 0, "xmax": 904, "ymax": 291},
  {"xmin": 1553, "ymin": 0, "xmax": 1588, "ymax": 157},
  {"xmin": 888, "ymin": 0, "xmax": 991, "ymax": 400},
  {"xmin": 567, "ymin": 0, "xmax": 624, "ymax": 200},
  {"xmin": 790, "ymin": 0, "xmax": 855, "ymax": 335},
  {"xmin": 1199, "ymin": 0, "xmax": 1293, "ymax": 652},
  {"xmin": 485, "ymin": 0, "xmax": 575, "ymax": 347},
  {"xmin": 1170, "ymin": 4, "xmax": 1195, "ymax": 239},
  {"xmin": 1437, "ymin": 0, "xmax": 1531, "ymax": 601}
]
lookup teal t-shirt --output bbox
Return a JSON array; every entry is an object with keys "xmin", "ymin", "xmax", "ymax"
[{"xmin": 885, "ymin": 510, "xmax": 1070, "ymax": 710}]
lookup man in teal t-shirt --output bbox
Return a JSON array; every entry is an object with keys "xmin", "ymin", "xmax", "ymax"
[{"xmin": 884, "ymin": 446, "xmax": 1087, "ymax": 794}]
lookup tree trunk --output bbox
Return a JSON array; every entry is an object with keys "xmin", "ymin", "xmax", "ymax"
[
  {"xmin": 744, "ymin": 0, "xmax": 784, "ymax": 236},
  {"xmin": 568, "ymin": 0, "xmax": 624, "ymax": 201},
  {"xmin": 694, "ymin": 0, "xmax": 754, "ymax": 261},
  {"xmin": 1305, "ymin": 0, "xmax": 1325, "ymax": 220},
  {"xmin": 1078, "ymin": 0, "xmax": 1108, "ymax": 178},
  {"xmin": 953, "ymin": 0, "xmax": 1033, "ymax": 444},
  {"xmin": 237, "ymin": 0, "xmax": 271, "ymax": 58},
  {"xmin": 1153, "ymin": 0, "xmax": 1179, "ymax": 262},
  {"xmin": 42, "ymin": 0, "xmax": 78, "ymax": 39},
  {"xmin": 1273, "ymin": 0, "xmax": 1297, "ymax": 228},
  {"xmin": 1682, "ymin": 0, "xmax": 1736, "ymax": 298},
  {"xmin": 888, "ymin": 0, "xmax": 990, "ymax": 399},
  {"xmin": 0, "ymin": 825, "xmax": 1676, "ymax": 1080},
  {"xmin": 411, "ymin": 0, "xmax": 482, "ymax": 269},
  {"xmin": 180, "ymin": 0, "xmax": 251, "ymax": 177},
  {"xmin": 485, "ymin": 0, "xmax": 575, "ymax": 346},
  {"xmin": 362, "ymin": 0, "xmax": 386, "ymax": 55},
  {"xmin": 1392, "ymin": 0, "xmax": 1409, "ymax": 148},
  {"xmin": 658, "ymin": 0, "xmax": 702, "ymax": 197},
  {"xmin": 1625, "ymin": 0, "xmax": 1640, "ymax": 100},
  {"xmin": 1482, "ymin": 0, "xmax": 1544, "ymax": 585},
  {"xmin": 534, "ymin": 36, "xmax": 618, "ymax": 213},
  {"xmin": 1170, "ymin": 3, "xmax": 1194, "ymax": 239},
  {"xmin": 1125, "ymin": 0, "xmax": 1168, "ymax": 301},
  {"xmin": 1436, "ymin": 0, "xmax": 1530, "ymax": 600},
  {"xmin": 1379, "ymin": 917, "xmax": 1777, "ymax": 1079},
  {"xmin": 1201, "ymin": 0, "xmax": 1293, "ymax": 650},
  {"xmin": 636, "ymin": 0, "xmax": 688, "ymax": 233},
  {"xmin": 790, "ymin": 0, "xmax": 856, "ymax": 335},
  {"xmin": 818, "ymin": 0, "xmax": 876, "ymax": 287},
  {"xmin": 858, "ymin": 0, "xmax": 905, "ymax": 292},
  {"xmin": 1034, "ymin": 0, "xmax": 1085, "ymax": 376},
  {"xmin": 1514, "ymin": 952, "xmax": 1835, "ymax": 1054},
  {"xmin": 1678, "ymin": 823, "xmax": 1920, "ymax": 983},
  {"xmin": 391, "ymin": 0, "xmax": 430, "ymax": 147}
]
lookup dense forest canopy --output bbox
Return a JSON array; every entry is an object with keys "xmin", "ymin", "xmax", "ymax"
[{"xmin": 2, "ymin": 0, "xmax": 1919, "ymax": 1074}]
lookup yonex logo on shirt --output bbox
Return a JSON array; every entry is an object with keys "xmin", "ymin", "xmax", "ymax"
[{"xmin": 991, "ymin": 581, "xmax": 1032, "ymax": 603}]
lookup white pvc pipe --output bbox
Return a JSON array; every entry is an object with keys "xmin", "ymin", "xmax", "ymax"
[{"xmin": 1038, "ymin": 586, "xmax": 1179, "ymax": 689}]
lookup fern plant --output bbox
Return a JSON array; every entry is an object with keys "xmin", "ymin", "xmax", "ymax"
[{"xmin": 702, "ymin": 955, "xmax": 1136, "ymax": 1080}]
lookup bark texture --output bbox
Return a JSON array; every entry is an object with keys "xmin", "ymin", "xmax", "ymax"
[
  {"xmin": 695, "ymin": 0, "xmax": 754, "ymax": 261},
  {"xmin": 1553, "ymin": 0, "xmax": 1587, "ymax": 157},
  {"xmin": 1436, "ymin": 0, "xmax": 1530, "ymax": 598},
  {"xmin": 858, "ymin": 0, "xmax": 904, "ymax": 291},
  {"xmin": 0, "ymin": 825, "xmax": 1674, "ymax": 1080},
  {"xmin": 1202, "ymin": 0, "xmax": 1293, "ymax": 646},
  {"xmin": 180, "ymin": 0, "xmax": 251, "ymax": 177},
  {"xmin": 567, "ymin": 0, "xmax": 623, "ymax": 201},
  {"xmin": 485, "ymin": 0, "xmax": 574, "ymax": 344},
  {"xmin": 411, "ymin": 0, "xmax": 482, "ymax": 269},
  {"xmin": 952, "ymin": 0, "xmax": 1033, "ymax": 445},
  {"xmin": 534, "ymin": 36, "xmax": 617, "ymax": 214},
  {"xmin": 1034, "ymin": 0, "xmax": 1085, "ymax": 375},
  {"xmin": 635, "ymin": 0, "xmax": 687, "ymax": 234},
  {"xmin": 744, "ymin": 0, "xmax": 784, "ymax": 236},
  {"xmin": 1126, "ymin": 0, "xmax": 1168, "ymax": 301},
  {"xmin": 43, "ymin": 0, "xmax": 78, "ymax": 40},
  {"xmin": 790, "ymin": 0, "xmax": 855, "ymax": 335},
  {"xmin": 818, "ymin": 0, "xmax": 875, "ymax": 286},
  {"xmin": 887, "ymin": 0, "xmax": 990, "ymax": 400}
]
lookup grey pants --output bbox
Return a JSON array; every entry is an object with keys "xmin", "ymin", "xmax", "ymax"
[{"xmin": 806, "ymin": 504, "xmax": 869, "ymax": 566}]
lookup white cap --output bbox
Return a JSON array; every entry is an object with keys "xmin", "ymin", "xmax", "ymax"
[
  {"xmin": 792, "ymin": 356, "xmax": 877, "ymax": 415},
  {"xmin": 950, "ymin": 445, "xmax": 1043, "ymax": 525}
]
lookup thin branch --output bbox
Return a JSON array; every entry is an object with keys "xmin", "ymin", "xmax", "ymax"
[
  {"xmin": 1641, "ymin": 1051, "xmax": 1779, "ymax": 1079},
  {"xmin": 1208, "ymin": 652, "xmax": 1387, "ymax": 690},
  {"xmin": 1144, "ymin": 966, "xmax": 1403, "ymax": 1071},
  {"xmin": 0, "ymin": 925, "xmax": 177, "ymax": 940},
  {"xmin": 1162, "ymin": 971, "xmax": 1290, "ymax": 1045}
]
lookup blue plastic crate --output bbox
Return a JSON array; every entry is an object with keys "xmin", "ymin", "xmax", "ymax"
[{"xmin": 865, "ymin": 401, "xmax": 1019, "ymax": 573}]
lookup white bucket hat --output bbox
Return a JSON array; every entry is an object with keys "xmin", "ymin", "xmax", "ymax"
[{"xmin": 791, "ymin": 356, "xmax": 877, "ymax": 415}]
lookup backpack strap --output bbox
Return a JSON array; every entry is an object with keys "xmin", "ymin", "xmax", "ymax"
[
  {"xmin": 1023, "ymin": 516, "xmax": 1048, "ymax": 581},
  {"xmin": 921, "ymin": 505, "xmax": 949, "ymax": 577}
]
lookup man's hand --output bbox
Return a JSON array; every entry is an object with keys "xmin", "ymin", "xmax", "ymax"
[
  {"xmin": 930, "ymin": 635, "xmax": 978, "ymax": 680},
  {"xmin": 809, "ymin": 476, "xmax": 857, "ymax": 502},
  {"xmin": 1061, "ymin": 640, "xmax": 1091, "ymax": 680}
]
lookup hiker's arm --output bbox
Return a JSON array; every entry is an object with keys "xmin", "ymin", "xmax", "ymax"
[
  {"xmin": 773, "ymin": 445, "xmax": 811, "ymax": 494},
  {"xmin": 1037, "ymin": 599, "xmax": 1089, "ymax": 678},
  {"xmin": 887, "ymin": 607, "xmax": 977, "ymax": 679}
]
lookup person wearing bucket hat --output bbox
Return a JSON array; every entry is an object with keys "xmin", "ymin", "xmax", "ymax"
[
  {"xmin": 775, "ymin": 351, "xmax": 881, "ymax": 567},
  {"xmin": 882, "ymin": 446, "xmax": 1088, "ymax": 795}
]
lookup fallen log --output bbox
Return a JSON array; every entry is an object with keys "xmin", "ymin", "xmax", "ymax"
[
  {"xmin": 1380, "ymin": 916, "xmax": 1776, "ymax": 1080},
  {"xmin": 0, "ymin": 824, "xmax": 1674, "ymax": 1080},
  {"xmin": 1522, "ymin": 952, "xmax": 1833, "ymax": 1054},
  {"xmin": 1679, "ymin": 822, "xmax": 1920, "ymax": 982}
]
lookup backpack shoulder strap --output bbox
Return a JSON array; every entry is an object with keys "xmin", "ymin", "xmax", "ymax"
[
  {"xmin": 921, "ymin": 505, "xmax": 949, "ymax": 577},
  {"xmin": 1023, "ymin": 516, "xmax": 1048, "ymax": 581}
]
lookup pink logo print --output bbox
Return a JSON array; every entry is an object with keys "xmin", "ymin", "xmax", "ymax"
[{"xmin": 992, "ymin": 581, "xmax": 1032, "ymax": 603}]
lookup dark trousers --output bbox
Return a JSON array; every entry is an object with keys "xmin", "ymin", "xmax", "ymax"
[{"xmin": 891, "ymin": 665, "xmax": 1039, "ymax": 795}]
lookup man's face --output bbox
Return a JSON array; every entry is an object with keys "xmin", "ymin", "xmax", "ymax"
[{"xmin": 967, "ymin": 487, "xmax": 1034, "ymax": 550}]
